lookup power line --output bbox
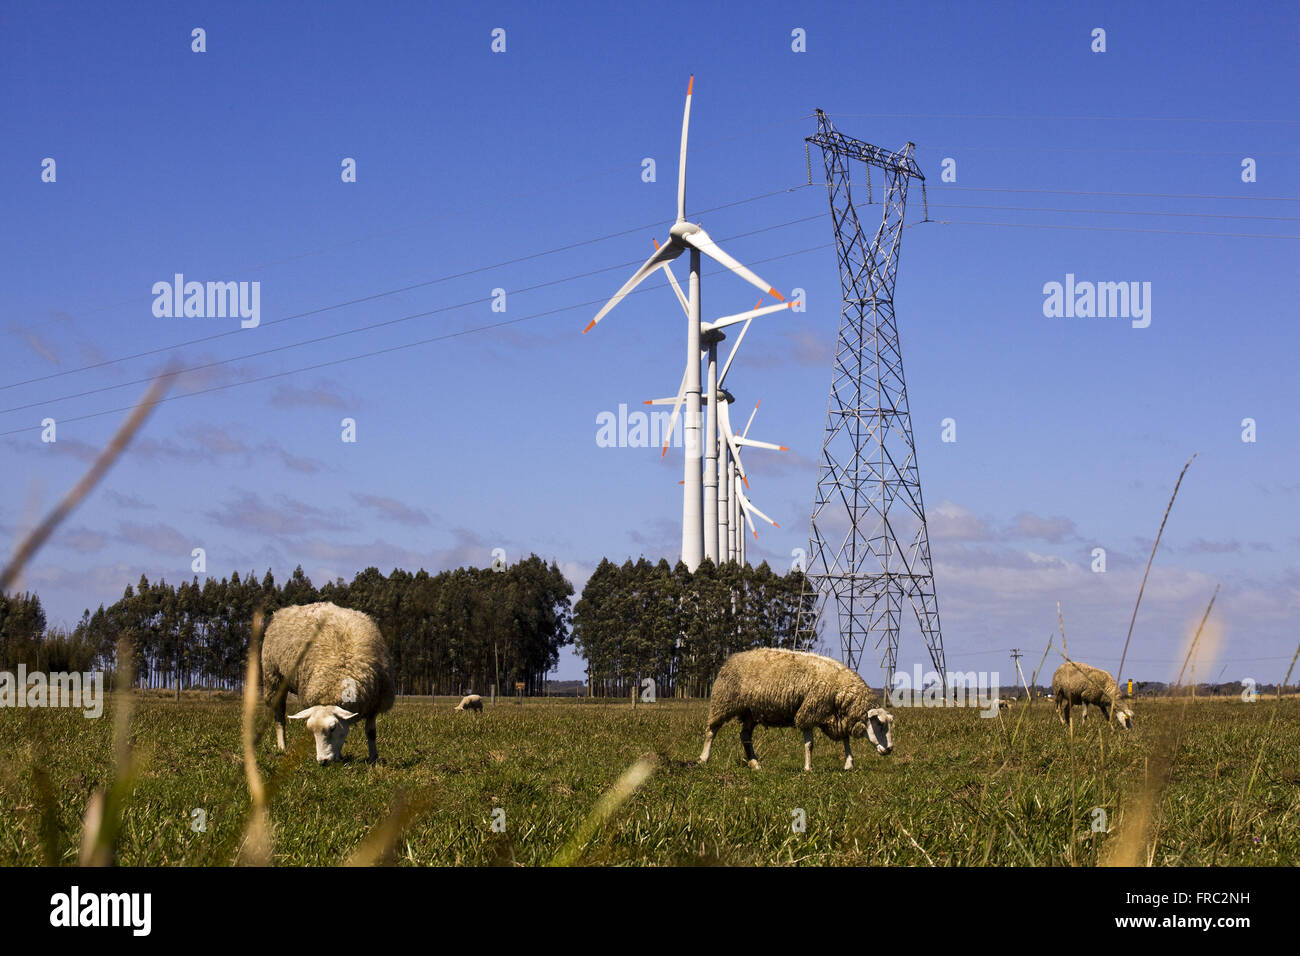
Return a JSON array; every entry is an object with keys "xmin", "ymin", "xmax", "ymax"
[
  {"xmin": 0, "ymin": 242, "xmax": 834, "ymax": 438},
  {"xmin": 929, "ymin": 184, "xmax": 1300, "ymax": 202},
  {"xmin": 1, "ymin": 186, "xmax": 814, "ymax": 393},
  {"xmin": 830, "ymin": 110, "xmax": 1300, "ymax": 125},
  {"xmin": 912, "ymin": 143, "xmax": 1300, "ymax": 157},
  {"xmin": 0, "ymin": 214, "xmax": 823, "ymax": 417},
  {"xmin": 5, "ymin": 114, "xmax": 819, "ymax": 339},
  {"xmin": 922, "ymin": 219, "xmax": 1298, "ymax": 239},
  {"xmin": 929, "ymin": 202, "xmax": 1300, "ymax": 222}
]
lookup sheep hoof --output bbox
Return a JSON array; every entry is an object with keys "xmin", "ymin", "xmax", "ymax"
[
  {"xmin": 746, "ymin": 759, "xmax": 761, "ymax": 770},
  {"xmin": 843, "ymin": 758, "xmax": 854, "ymax": 771}
]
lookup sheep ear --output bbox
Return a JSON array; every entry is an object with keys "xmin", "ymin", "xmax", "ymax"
[
  {"xmin": 331, "ymin": 707, "xmax": 359, "ymax": 721},
  {"xmin": 288, "ymin": 708, "xmax": 315, "ymax": 720},
  {"xmin": 867, "ymin": 708, "xmax": 887, "ymax": 720}
]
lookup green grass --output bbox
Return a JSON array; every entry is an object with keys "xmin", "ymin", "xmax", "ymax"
[{"xmin": 1, "ymin": 696, "xmax": 1296, "ymax": 865}]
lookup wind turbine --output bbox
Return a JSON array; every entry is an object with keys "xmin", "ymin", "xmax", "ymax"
[
  {"xmin": 646, "ymin": 308, "xmax": 790, "ymax": 565},
  {"xmin": 647, "ymin": 254, "xmax": 792, "ymax": 562},
  {"xmin": 584, "ymin": 75, "xmax": 788, "ymax": 570},
  {"xmin": 729, "ymin": 398, "xmax": 783, "ymax": 563}
]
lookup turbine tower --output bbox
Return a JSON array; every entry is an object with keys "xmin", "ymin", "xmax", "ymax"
[
  {"xmin": 801, "ymin": 109, "xmax": 947, "ymax": 687},
  {"xmin": 586, "ymin": 76, "xmax": 787, "ymax": 571}
]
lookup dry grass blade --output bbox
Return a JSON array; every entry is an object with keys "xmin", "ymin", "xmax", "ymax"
[
  {"xmin": 345, "ymin": 791, "xmax": 432, "ymax": 867},
  {"xmin": 1174, "ymin": 584, "xmax": 1219, "ymax": 690},
  {"xmin": 1104, "ymin": 589, "xmax": 1220, "ymax": 866},
  {"xmin": 78, "ymin": 636, "xmax": 139, "ymax": 866},
  {"xmin": 1116, "ymin": 452, "xmax": 1196, "ymax": 684},
  {"xmin": 549, "ymin": 755, "xmax": 656, "ymax": 866},
  {"xmin": 898, "ymin": 823, "xmax": 936, "ymax": 866},
  {"xmin": 1, "ymin": 364, "xmax": 177, "ymax": 593},
  {"xmin": 236, "ymin": 608, "xmax": 272, "ymax": 866}
]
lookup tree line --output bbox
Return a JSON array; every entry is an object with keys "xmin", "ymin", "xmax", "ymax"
[
  {"xmin": 573, "ymin": 558, "xmax": 816, "ymax": 698},
  {"xmin": 1, "ymin": 555, "xmax": 815, "ymax": 699},
  {"xmin": 0, "ymin": 556, "xmax": 574, "ymax": 697}
]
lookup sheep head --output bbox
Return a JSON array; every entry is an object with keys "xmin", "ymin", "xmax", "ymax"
[
  {"xmin": 1114, "ymin": 707, "xmax": 1134, "ymax": 730},
  {"xmin": 851, "ymin": 707, "xmax": 895, "ymax": 755},
  {"xmin": 289, "ymin": 705, "xmax": 359, "ymax": 764}
]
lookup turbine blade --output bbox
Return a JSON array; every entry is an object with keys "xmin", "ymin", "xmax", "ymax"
[
  {"xmin": 703, "ymin": 301, "xmax": 792, "ymax": 334},
  {"xmin": 717, "ymin": 314, "xmax": 754, "ymax": 387},
  {"xmin": 585, "ymin": 241, "xmax": 680, "ymax": 332},
  {"xmin": 734, "ymin": 436, "xmax": 787, "ymax": 452},
  {"xmin": 719, "ymin": 400, "xmax": 747, "ymax": 480},
  {"xmin": 742, "ymin": 399, "xmax": 761, "ymax": 439},
  {"xmin": 659, "ymin": 367, "xmax": 689, "ymax": 457},
  {"xmin": 653, "ymin": 239, "xmax": 690, "ymax": 316},
  {"xmin": 678, "ymin": 75, "xmax": 693, "ymax": 222},
  {"xmin": 683, "ymin": 228, "xmax": 784, "ymax": 300},
  {"xmin": 738, "ymin": 490, "xmax": 778, "ymax": 529}
]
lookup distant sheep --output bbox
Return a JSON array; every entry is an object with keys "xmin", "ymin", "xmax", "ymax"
[
  {"xmin": 1051, "ymin": 661, "xmax": 1133, "ymax": 730},
  {"xmin": 698, "ymin": 648, "xmax": 894, "ymax": 771},
  {"xmin": 261, "ymin": 602, "xmax": 396, "ymax": 764},
  {"xmin": 455, "ymin": 694, "xmax": 483, "ymax": 712}
]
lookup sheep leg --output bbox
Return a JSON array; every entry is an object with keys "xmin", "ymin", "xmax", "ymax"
[
  {"xmin": 842, "ymin": 738, "xmax": 854, "ymax": 771},
  {"xmin": 699, "ymin": 716, "xmax": 725, "ymax": 763},
  {"xmin": 365, "ymin": 715, "xmax": 378, "ymax": 762},
  {"xmin": 740, "ymin": 719, "xmax": 759, "ymax": 770},
  {"xmin": 274, "ymin": 695, "xmax": 287, "ymax": 752},
  {"xmin": 802, "ymin": 730, "xmax": 814, "ymax": 771}
]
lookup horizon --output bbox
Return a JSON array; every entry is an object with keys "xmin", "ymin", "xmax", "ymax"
[{"xmin": 2, "ymin": 1, "xmax": 1297, "ymax": 687}]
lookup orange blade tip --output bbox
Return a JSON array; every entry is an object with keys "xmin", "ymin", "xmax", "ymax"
[
  {"xmin": 687, "ymin": 75, "xmax": 694, "ymax": 94},
  {"xmin": 582, "ymin": 319, "xmax": 596, "ymax": 334},
  {"xmin": 778, "ymin": 446, "xmax": 789, "ymax": 451},
  {"xmin": 769, "ymin": 288, "xmax": 784, "ymax": 301}
]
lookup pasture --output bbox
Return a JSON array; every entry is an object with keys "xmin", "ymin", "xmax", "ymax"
[{"xmin": 1, "ymin": 695, "xmax": 1296, "ymax": 866}]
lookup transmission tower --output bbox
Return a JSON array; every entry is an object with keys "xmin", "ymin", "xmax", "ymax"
[{"xmin": 800, "ymin": 109, "xmax": 947, "ymax": 687}]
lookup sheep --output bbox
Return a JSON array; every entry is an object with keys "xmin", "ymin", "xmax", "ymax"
[
  {"xmin": 455, "ymin": 694, "xmax": 483, "ymax": 712},
  {"xmin": 697, "ymin": 648, "xmax": 894, "ymax": 771},
  {"xmin": 261, "ymin": 601, "xmax": 396, "ymax": 764},
  {"xmin": 1051, "ymin": 661, "xmax": 1133, "ymax": 731}
]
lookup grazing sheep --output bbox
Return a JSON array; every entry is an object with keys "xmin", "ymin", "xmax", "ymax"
[
  {"xmin": 261, "ymin": 602, "xmax": 396, "ymax": 764},
  {"xmin": 993, "ymin": 697, "xmax": 1011, "ymax": 711},
  {"xmin": 455, "ymin": 694, "xmax": 483, "ymax": 712},
  {"xmin": 698, "ymin": 648, "xmax": 894, "ymax": 771},
  {"xmin": 1051, "ymin": 661, "xmax": 1133, "ymax": 730}
]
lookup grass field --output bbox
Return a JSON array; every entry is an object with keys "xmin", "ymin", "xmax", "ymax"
[{"xmin": 1, "ymin": 694, "xmax": 1297, "ymax": 866}]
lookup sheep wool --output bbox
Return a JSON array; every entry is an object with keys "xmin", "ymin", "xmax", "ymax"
[
  {"xmin": 455, "ymin": 694, "xmax": 483, "ymax": 712},
  {"xmin": 1051, "ymin": 661, "xmax": 1133, "ymax": 730},
  {"xmin": 698, "ymin": 648, "xmax": 894, "ymax": 772},
  {"xmin": 262, "ymin": 602, "xmax": 396, "ymax": 763}
]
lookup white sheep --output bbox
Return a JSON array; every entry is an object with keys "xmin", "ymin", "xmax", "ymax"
[
  {"xmin": 1051, "ymin": 661, "xmax": 1133, "ymax": 730},
  {"xmin": 261, "ymin": 602, "xmax": 396, "ymax": 764},
  {"xmin": 698, "ymin": 648, "xmax": 894, "ymax": 771},
  {"xmin": 455, "ymin": 694, "xmax": 483, "ymax": 712}
]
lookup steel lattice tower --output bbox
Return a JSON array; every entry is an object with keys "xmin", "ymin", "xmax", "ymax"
[{"xmin": 801, "ymin": 109, "xmax": 946, "ymax": 687}]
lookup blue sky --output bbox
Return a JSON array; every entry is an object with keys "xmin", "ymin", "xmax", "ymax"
[{"xmin": 2, "ymin": 1, "xmax": 1296, "ymax": 685}]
